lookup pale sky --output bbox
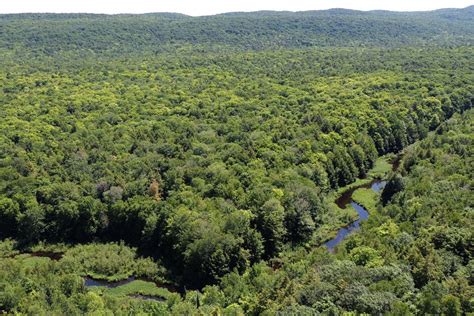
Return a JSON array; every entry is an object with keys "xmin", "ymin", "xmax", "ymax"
[{"xmin": 1, "ymin": 0, "xmax": 472, "ymax": 16}]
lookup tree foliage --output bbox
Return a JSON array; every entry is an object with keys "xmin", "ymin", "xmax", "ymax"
[{"xmin": 0, "ymin": 9, "xmax": 473, "ymax": 315}]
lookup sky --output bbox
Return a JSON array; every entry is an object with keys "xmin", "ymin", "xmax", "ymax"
[{"xmin": 1, "ymin": 0, "xmax": 472, "ymax": 16}]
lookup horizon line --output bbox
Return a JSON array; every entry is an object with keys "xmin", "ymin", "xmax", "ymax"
[{"xmin": 0, "ymin": 5, "xmax": 472, "ymax": 17}]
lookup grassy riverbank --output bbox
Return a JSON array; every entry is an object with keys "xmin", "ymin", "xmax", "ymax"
[
  {"xmin": 316, "ymin": 154, "xmax": 394, "ymax": 245},
  {"xmin": 352, "ymin": 188, "xmax": 379, "ymax": 213},
  {"xmin": 104, "ymin": 280, "xmax": 176, "ymax": 301},
  {"xmin": 331, "ymin": 153, "xmax": 395, "ymax": 199}
]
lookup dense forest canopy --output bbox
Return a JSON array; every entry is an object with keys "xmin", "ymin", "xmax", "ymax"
[
  {"xmin": 1, "ymin": 6, "xmax": 474, "ymax": 54},
  {"xmin": 0, "ymin": 6, "xmax": 473, "ymax": 315}
]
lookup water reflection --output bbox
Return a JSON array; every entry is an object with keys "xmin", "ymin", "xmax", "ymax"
[{"xmin": 325, "ymin": 180, "xmax": 385, "ymax": 252}]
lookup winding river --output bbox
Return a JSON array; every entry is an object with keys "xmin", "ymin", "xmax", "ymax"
[
  {"xmin": 84, "ymin": 276, "xmax": 136, "ymax": 288},
  {"xmin": 23, "ymin": 156, "xmax": 401, "ymax": 295},
  {"xmin": 324, "ymin": 179, "xmax": 387, "ymax": 252},
  {"xmin": 324, "ymin": 153, "xmax": 404, "ymax": 252}
]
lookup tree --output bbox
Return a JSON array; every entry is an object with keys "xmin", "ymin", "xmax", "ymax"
[
  {"xmin": 257, "ymin": 198, "xmax": 287, "ymax": 258},
  {"xmin": 149, "ymin": 179, "xmax": 161, "ymax": 201},
  {"xmin": 382, "ymin": 175, "xmax": 404, "ymax": 205},
  {"xmin": 441, "ymin": 295, "xmax": 461, "ymax": 316},
  {"xmin": 0, "ymin": 198, "xmax": 20, "ymax": 238}
]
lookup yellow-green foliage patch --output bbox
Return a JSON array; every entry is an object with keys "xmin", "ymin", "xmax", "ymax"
[
  {"xmin": 352, "ymin": 188, "xmax": 379, "ymax": 213},
  {"xmin": 59, "ymin": 243, "xmax": 167, "ymax": 282},
  {"xmin": 105, "ymin": 280, "xmax": 174, "ymax": 300},
  {"xmin": 368, "ymin": 155, "xmax": 394, "ymax": 178},
  {"xmin": 0, "ymin": 239, "xmax": 19, "ymax": 258}
]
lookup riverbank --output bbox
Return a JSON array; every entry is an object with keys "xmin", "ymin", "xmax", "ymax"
[
  {"xmin": 0, "ymin": 241, "xmax": 179, "ymax": 304},
  {"xmin": 314, "ymin": 154, "xmax": 396, "ymax": 247},
  {"xmin": 351, "ymin": 188, "xmax": 380, "ymax": 214}
]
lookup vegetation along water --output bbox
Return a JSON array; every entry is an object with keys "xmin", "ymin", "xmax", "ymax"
[{"xmin": 0, "ymin": 6, "xmax": 473, "ymax": 315}]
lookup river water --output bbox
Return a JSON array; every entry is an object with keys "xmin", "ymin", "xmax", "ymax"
[{"xmin": 325, "ymin": 180, "xmax": 386, "ymax": 252}]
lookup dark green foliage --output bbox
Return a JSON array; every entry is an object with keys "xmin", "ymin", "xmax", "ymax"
[
  {"xmin": 2, "ymin": 46, "xmax": 470, "ymax": 284},
  {"xmin": 381, "ymin": 174, "xmax": 405, "ymax": 205},
  {"xmin": 257, "ymin": 198, "xmax": 287, "ymax": 257},
  {"xmin": 1, "ymin": 6, "xmax": 473, "ymax": 55},
  {"xmin": 0, "ymin": 8, "xmax": 473, "ymax": 315},
  {"xmin": 203, "ymin": 111, "xmax": 472, "ymax": 315}
]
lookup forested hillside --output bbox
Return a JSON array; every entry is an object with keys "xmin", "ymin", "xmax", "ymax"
[
  {"xmin": 1, "ymin": 6, "xmax": 474, "ymax": 54},
  {"xmin": 0, "ymin": 7, "xmax": 473, "ymax": 315}
]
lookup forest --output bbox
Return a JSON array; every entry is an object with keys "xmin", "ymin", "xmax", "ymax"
[
  {"xmin": 0, "ymin": 7, "xmax": 473, "ymax": 315},
  {"xmin": 1, "ymin": 6, "xmax": 474, "ymax": 55}
]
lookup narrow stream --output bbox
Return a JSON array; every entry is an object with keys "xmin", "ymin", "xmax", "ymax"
[
  {"xmin": 325, "ymin": 180, "xmax": 386, "ymax": 252},
  {"xmin": 324, "ymin": 153, "xmax": 404, "ymax": 252},
  {"xmin": 84, "ymin": 276, "xmax": 136, "ymax": 288},
  {"xmin": 83, "ymin": 276, "xmax": 168, "ymax": 301}
]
